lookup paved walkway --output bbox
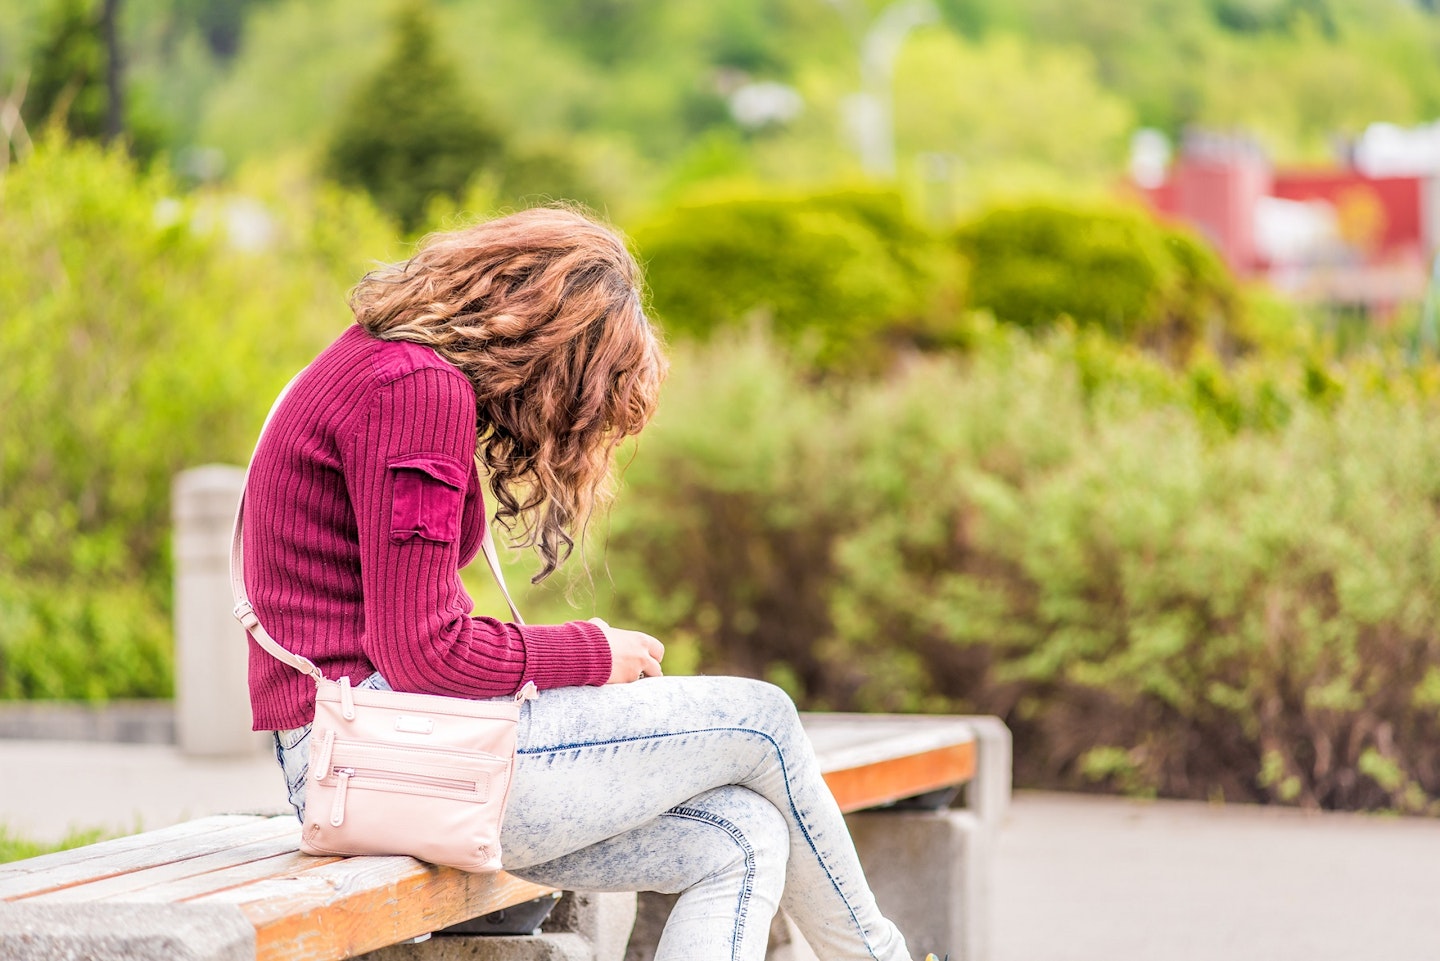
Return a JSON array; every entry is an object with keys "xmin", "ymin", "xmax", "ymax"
[
  {"xmin": 3, "ymin": 739, "xmax": 1439, "ymax": 959},
  {"xmin": 992, "ymin": 791, "xmax": 1440, "ymax": 961}
]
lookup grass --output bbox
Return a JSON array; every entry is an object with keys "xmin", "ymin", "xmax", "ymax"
[{"xmin": 0, "ymin": 824, "xmax": 112, "ymax": 864}]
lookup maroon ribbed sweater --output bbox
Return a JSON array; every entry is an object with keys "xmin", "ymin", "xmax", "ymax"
[{"xmin": 244, "ymin": 324, "xmax": 612, "ymax": 731}]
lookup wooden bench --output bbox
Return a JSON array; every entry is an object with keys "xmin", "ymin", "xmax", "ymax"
[{"xmin": 0, "ymin": 712, "xmax": 1009, "ymax": 961}]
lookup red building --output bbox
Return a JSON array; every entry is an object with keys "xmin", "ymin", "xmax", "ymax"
[{"xmin": 1138, "ymin": 131, "xmax": 1440, "ymax": 311}]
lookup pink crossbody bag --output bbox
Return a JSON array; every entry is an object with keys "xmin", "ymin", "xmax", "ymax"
[{"xmin": 229, "ymin": 372, "xmax": 534, "ymax": 873}]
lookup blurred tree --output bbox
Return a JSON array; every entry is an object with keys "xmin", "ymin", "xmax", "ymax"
[
  {"xmin": 166, "ymin": 0, "xmax": 274, "ymax": 58},
  {"xmin": 23, "ymin": 0, "xmax": 111, "ymax": 140},
  {"xmin": 323, "ymin": 0, "xmax": 503, "ymax": 231},
  {"xmin": 538, "ymin": 0, "xmax": 663, "ymax": 67},
  {"xmin": 18, "ymin": 0, "xmax": 175, "ymax": 159}
]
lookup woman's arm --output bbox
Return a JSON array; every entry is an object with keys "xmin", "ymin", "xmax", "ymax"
[{"xmin": 340, "ymin": 365, "xmax": 613, "ymax": 697}]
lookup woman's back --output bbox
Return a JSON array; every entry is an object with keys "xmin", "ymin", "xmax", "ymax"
[{"xmin": 243, "ymin": 324, "xmax": 608, "ymax": 732}]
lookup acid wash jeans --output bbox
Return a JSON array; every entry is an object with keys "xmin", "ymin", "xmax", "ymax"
[{"xmin": 274, "ymin": 673, "xmax": 913, "ymax": 961}]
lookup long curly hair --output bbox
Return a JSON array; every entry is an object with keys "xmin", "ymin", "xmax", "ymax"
[{"xmin": 350, "ymin": 206, "xmax": 666, "ymax": 581}]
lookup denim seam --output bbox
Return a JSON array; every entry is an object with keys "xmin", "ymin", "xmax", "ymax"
[
  {"xmin": 665, "ymin": 806, "xmax": 758, "ymax": 961},
  {"xmin": 520, "ymin": 726, "xmax": 878, "ymax": 960}
]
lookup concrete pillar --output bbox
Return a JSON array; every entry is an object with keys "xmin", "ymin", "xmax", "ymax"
[
  {"xmin": 846, "ymin": 809, "xmax": 990, "ymax": 961},
  {"xmin": 623, "ymin": 892, "xmax": 675, "ymax": 961},
  {"xmin": 954, "ymin": 715, "xmax": 1013, "ymax": 828},
  {"xmin": 172, "ymin": 466, "xmax": 268, "ymax": 756},
  {"xmin": 359, "ymin": 932, "xmax": 593, "ymax": 961},
  {"xmin": 541, "ymin": 892, "xmax": 636, "ymax": 961},
  {"xmin": 359, "ymin": 893, "xmax": 637, "ymax": 961}
]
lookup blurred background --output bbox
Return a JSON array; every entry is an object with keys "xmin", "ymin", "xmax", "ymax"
[{"xmin": 3, "ymin": 0, "xmax": 1440, "ymax": 824}]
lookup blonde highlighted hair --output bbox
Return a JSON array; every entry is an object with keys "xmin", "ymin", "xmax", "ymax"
[{"xmin": 351, "ymin": 206, "xmax": 666, "ymax": 581}]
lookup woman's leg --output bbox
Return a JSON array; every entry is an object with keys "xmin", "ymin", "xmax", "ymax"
[
  {"xmin": 511, "ymin": 785, "xmax": 788, "ymax": 961},
  {"xmin": 502, "ymin": 675, "xmax": 911, "ymax": 961}
]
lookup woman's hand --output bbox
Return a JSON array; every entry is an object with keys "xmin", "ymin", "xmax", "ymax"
[{"xmin": 589, "ymin": 618, "xmax": 665, "ymax": 684}]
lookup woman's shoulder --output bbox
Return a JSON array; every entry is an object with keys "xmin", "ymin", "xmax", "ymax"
[{"xmin": 317, "ymin": 324, "xmax": 464, "ymax": 385}]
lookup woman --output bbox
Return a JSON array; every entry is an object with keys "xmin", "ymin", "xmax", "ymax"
[{"xmin": 245, "ymin": 206, "xmax": 931, "ymax": 961}]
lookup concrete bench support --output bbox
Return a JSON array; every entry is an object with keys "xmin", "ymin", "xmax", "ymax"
[
  {"xmin": 953, "ymin": 715, "xmax": 1013, "ymax": 828},
  {"xmin": 847, "ymin": 809, "xmax": 989, "ymax": 961},
  {"xmin": 359, "ymin": 893, "xmax": 637, "ymax": 961}
]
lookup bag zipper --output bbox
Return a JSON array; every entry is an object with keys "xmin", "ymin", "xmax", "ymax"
[
  {"xmin": 326, "ymin": 765, "xmax": 483, "ymax": 827},
  {"xmin": 312, "ymin": 736, "xmax": 505, "ymax": 784}
]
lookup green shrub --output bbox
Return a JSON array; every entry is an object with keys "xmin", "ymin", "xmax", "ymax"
[
  {"xmin": 0, "ymin": 137, "xmax": 390, "ymax": 700},
  {"xmin": 634, "ymin": 187, "xmax": 961, "ymax": 366},
  {"xmin": 565, "ymin": 327, "xmax": 1440, "ymax": 813},
  {"xmin": 956, "ymin": 201, "xmax": 1242, "ymax": 360}
]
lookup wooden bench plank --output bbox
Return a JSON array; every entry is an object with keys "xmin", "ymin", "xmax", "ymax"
[
  {"xmin": 26, "ymin": 827, "xmax": 303, "ymax": 903},
  {"xmin": 0, "ymin": 815, "xmax": 254, "ymax": 882},
  {"xmin": 805, "ymin": 713, "xmax": 976, "ymax": 769},
  {"xmin": 117, "ymin": 852, "xmax": 346, "ymax": 904},
  {"xmin": 0, "ymin": 816, "xmax": 297, "ymax": 901},
  {"xmin": 191, "ymin": 857, "xmax": 553, "ymax": 961},
  {"xmin": 805, "ymin": 713, "xmax": 977, "ymax": 812}
]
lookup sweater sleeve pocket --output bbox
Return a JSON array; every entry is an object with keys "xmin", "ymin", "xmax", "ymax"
[{"xmin": 387, "ymin": 453, "xmax": 468, "ymax": 545}]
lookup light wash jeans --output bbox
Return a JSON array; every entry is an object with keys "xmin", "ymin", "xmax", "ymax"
[{"xmin": 274, "ymin": 673, "xmax": 913, "ymax": 961}]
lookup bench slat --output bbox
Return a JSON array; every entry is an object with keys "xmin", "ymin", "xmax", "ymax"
[
  {"xmin": 824, "ymin": 741, "xmax": 976, "ymax": 812},
  {"xmin": 804, "ymin": 713, "xmax": 977, "ymax": 812},
  {"xmin": 192, "ymin": 857, "xmax": 553, "ymax": 961},
  {"xmin": 121, "ymin": 852, "xmax": 346, "ymax": 904},
  {"xmin": 26, "ymin": 826, "xmax": 302, "ymax": 903},
  {"xmin": 0, "ymin": 816, "xmax": 297, "ymax": 901},
  {"xmin": 805, "ymin": 713, "xmax": 975, "ymax": 770},
  {"xmin": 0, "ymin": 815, "xmax": 253, "ymax": 881}
]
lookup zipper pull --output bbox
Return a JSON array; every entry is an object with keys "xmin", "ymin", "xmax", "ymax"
[
  {"xmin": 330, "ymin": 768, "xmax": 353, "ymax": 827},
  {"xmin": 514, "ymin": 681, "xmax": 538, "ymax": 704},
  {"xmin": 339, "ymin": 675, "xmax": 356, "ymax": 721},
  {"xmin": 311, "ymin": 729, "xmax": 335, "ymax": 783}
]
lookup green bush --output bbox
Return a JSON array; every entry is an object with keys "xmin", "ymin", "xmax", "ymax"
[
  {"xmin": 634, "ymin": 187, "xmax": 961, "ymax": 366},
  {"xmin": 0, "ymin": 137, "xmax": 391, "ymax": 700},
  {"xmin": 569, "ymin": 326, "xmax": 1440, "ymax": 813},
  {"xmin": 956, "ymin": 201, "xmax": 1242, "ymax": 360}
]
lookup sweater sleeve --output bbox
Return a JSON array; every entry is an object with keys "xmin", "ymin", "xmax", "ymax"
[{"xmin": 340, "ymin": 366, "xmax": 612, "ymax": 697}]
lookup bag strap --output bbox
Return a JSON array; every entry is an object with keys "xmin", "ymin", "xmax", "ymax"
[{"xmin": 229, "ymin": 369, "xmax": 525, "ymax": 684}]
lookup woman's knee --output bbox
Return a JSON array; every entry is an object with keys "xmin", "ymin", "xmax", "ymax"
[
  {"xmin": 670, "ymin": 786, "xmax": 789, "ymax": 885},
  {"xmin": 715, "ymin": 676, "xmax": 802, "ymax": 735}
]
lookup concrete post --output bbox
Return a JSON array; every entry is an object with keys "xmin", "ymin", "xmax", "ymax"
[
  {"xmin": 953, "ymin": 715, "xmax": 1013, "ymax": 828},
  {"xmin": 358, "ymin": 893, "xmax": 637, "ymax": 961},
  {"xmin": 846, "ymin": 809, "xmax": 990, "ymax": 961},
  {"xmin": 172, "ymin": 466, "xmax": 268, "ymax": 756},
  {"xmin": 542, "ymin": 892, "xmax": 636, "ymax": 961}
]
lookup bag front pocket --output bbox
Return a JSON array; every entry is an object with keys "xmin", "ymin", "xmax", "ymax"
[{"xmin": 314, "ymin": 738, "xmax": 505, "ymax": 827}]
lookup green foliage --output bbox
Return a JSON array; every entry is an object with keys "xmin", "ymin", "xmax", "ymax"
[
  {"xmin": 0, "ymin": 136, "xmax": 391, "ymax": 700},
  {"xmin": 7, "ymin": 0, "xmax": 1440, "ymax": 192},
  {"xmin": 564, "ymin": 327, "xmax": 1440, "ymax": 813},
  {"xmin": 892, "ymin": 31, "xmax": 1133, "ymax": 182},
  {"xmin": 0, "ymin": 581, "xmax": 171, "ymax": 700},
  {"xmin": 956, "ymin": 201, "xmax": 1241, "ymax": 359},
  {"xmin": 636, "ymin": 187, "xmax": 961, "ymax": 364},
  {"xmin": 323, "ymin": 0, "xmax": 503, "ymax": 232}
]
